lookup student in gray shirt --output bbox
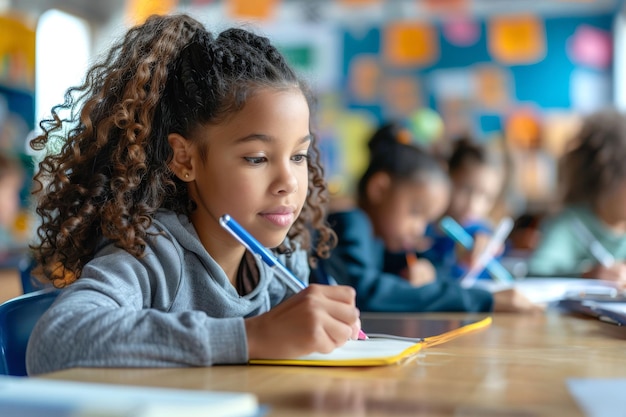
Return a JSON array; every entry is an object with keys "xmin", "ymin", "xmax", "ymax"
[{"xmin": 26, "ymin": 14, "xmax": 361, "ymax": 375}]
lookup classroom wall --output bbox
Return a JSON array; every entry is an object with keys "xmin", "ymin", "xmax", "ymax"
[
  {"xmin": 320, "ymin": 11, "xmax": 615, "ymax": 212},
  {"xmin": 6, "ymin": 0, "xmax": 622, "ymax": 216}
]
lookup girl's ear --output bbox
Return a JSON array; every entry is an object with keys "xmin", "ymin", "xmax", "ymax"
[
  {"xmin": 168, "ymin": 133, "xmax": 196, "ymax": 182},
  {"xmin": 366, "ymin": 171, "xmax": 391, "ymax": 205}
]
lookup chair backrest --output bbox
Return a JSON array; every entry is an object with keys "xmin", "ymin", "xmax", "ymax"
[{"xmin": 0, "ymin": 289, "xmax": 59, "ymax": 376}]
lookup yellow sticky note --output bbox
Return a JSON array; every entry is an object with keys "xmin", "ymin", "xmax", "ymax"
[
  {"xmin": 0, "ymin": 15, "xmax": 35, "ymax": 88},
  {"xmin": 488, "ymin": 15, "xmax": 546, "ymax": 64},
  {"xmin": 384, "ymin": 22, "xmax": 438, "ymax": 67}
]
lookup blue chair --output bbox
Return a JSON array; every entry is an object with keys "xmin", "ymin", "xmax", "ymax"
[{"xmin": 0, "ymin": 289, "xmax": 60, "ymax": 376}]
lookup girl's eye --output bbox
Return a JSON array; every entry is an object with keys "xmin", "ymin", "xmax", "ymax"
[
  {"xmin": 292, "ymin": 153, "xmax": 309, "ymax": 163},
  {"xmin": 244, "ymin": 156, "xmax": 267, "ymax": 165}
]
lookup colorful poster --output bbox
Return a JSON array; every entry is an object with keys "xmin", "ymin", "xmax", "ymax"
[
  {"xmin": 125, "ymin": 0, "xmax": 179, "ymax": 25},
  {"xmin": 429, "ymin": 68, "xmax": 474, "ymax": 100},
  {"xmin": 227, "ymin": 0, "xmax": 279, "ymax": 20},
  {"xmin": 505, "ymin": 108, "xmax": 542, "ymax": 149},
  {"xmin": 542, "ymin": 112, "xmax": 582, "ymax": 157},
  {"xmin": 381, "ymin": 75, "xmax": 421, "ymax": 118},
  {"xmin": 567, "ymin": 25, "xmax": 612, "ymax": 69},
  {"xmin": 348, "ymin": 54, "xmax": 381, "ymax": 103},
  {"xmin": 570, "ymin": 69, "xmax": 610, "ymax": 114},
  {"xmin": 265, "ymin": 23, "xmax": 340, "ymax": 92},
  {"xmin": 383, "ymin": 22, "xmax": 438, "ymax": 67},
  {"xmin": 0, "ymin": 15, "xmax": 35, "ymax": 89},
  {"xmin": 442, "ymin": 16, "xmax": 480, "ymax": 47},
  {"xmin": 474, "ymin": 65, "xmax": 511, "ymax": 110},
  {"xmin": 488, "ymin": 15, "xmax": 546, "ymax": 64}
]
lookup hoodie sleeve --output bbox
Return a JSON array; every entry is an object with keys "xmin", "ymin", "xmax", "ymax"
[
  {"xmin": 322, "ymin": 210, "xmax": 494, "ymax": 313},
  {"xmin": 26, "ymin": 242, "xmax": 248, "ymax": 376}
]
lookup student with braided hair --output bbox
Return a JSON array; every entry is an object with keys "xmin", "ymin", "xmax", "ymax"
[
  {"xmin": 26, "ymin": 14, "xmax": 361, "ymax": 375},
  {"xmin": 320, "ymin": 122, "xmax": 540, "ymax": 313}
]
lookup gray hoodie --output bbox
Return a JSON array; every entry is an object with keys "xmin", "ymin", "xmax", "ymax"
[{"xmin": 26, "ymin": 210, "xmax": 308, "ymax": 375}]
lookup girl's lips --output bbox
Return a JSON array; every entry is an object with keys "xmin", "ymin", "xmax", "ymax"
[{"xmin": 260, "ymin": 212, "xmax": 295, "ymax": 227}]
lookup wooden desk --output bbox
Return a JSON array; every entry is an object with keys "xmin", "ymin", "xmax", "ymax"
[{"xmin": 43, "ymin": 312, "xmax": 626, "ymax": 417}]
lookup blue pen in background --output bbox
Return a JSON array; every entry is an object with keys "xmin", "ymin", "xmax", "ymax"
[
  {"xmin": 439, "ymin": 216, "xmax": 515, "ymax": 284},
  {"xmin": 219, "ymin": 214, "xmax": 368, "ymax": 340}
]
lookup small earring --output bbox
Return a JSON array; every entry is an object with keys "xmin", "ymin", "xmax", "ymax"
[{"xmin": 184, "ymin": 173, "xmax": 189, "ymax": 179}]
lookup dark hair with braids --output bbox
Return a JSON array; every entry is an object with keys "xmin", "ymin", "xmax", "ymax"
[
  {"xmin": 559, "ymin": 109, "xmax": 626, "ymax": 207},
  {"xmin": 30, "ymin": 14, "xmax": 335, "ymax": 287},
  {"xmin": 448, "ymin": 135, "xmax": 500, "ymax": 175},
  {"xmin": 357, "ymin": 121, "xmax": 449, "ymax": 207}
]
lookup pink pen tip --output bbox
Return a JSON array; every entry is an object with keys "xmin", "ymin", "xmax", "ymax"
[{"xmin": 358, "ymin": 329, "xmax": 369, "ymax": 340}]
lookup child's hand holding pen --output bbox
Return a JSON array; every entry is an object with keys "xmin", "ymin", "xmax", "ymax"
[
  {"xmin": 404, "ymin": 252, "xmax": 436, "ymax": 287},
  {"xmin": 583, "ymin": 262, "xmax": 626, "ymax": 289},
  {"xmin": 456, "ymin": 232, "xmax": 505, "ymax": 270},
  {"xmin": 219, "ymin": 214, "xmax": 366, "ymax": 360},
  {"xmin": 244, "ymin": 284, "xmax": 362, "ymax": 359}
]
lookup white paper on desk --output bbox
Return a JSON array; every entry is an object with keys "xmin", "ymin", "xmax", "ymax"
[
  {"xmin": 297, "ymin": 338, "xmax": 418, "ymax": 361},
  {"xmin": 0, "ymin": 375, "xmax": 259, "ymax": 417},
  {"xmin": 473, "ymin": 278, "xmax": 619, "ymax": 304},
  {"xmin": 567, "ymin": 378, "xmax": 626, "ymax": 417}
]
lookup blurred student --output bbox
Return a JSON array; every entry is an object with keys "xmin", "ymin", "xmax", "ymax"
[
  {"xmin": 528, "ymin": 109, "xmax": 626, "ymax": 287},
  {"xmin": 421, "ymin": 137, "xmax": 506, "ymax": 281},
  {"xmin": 320, "ymin": 123, "xmax": 540, "ymax": 313},
  {"xmin": 0, "ymin": 152, "xmax": 25, "ymax": 252}
]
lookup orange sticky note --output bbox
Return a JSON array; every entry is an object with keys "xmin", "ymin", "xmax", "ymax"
[
  {"xmin": 125, "ymin": 0, "xmax": 179, "ymax": 25},
  {"xmin": 348, "ymin": 54, "xmax": 381, "ymax": 103},
  {"xmin": 384, "ymin": 22, "xmax": 438, "ymax": 67},
  {"xmin": 474, "ymin": 65, "xmax": 510, "ymax": 109},
  {"xmin": 227, "ymin": 0, "xmax": 279, "ymax": 20},
  {"xmin": 382, "ymin": 76, "xmax": 422, "ymax": 117},
  {"xmin": 488, "ymin": 15, "xmax": 546, "ymax": 64}
]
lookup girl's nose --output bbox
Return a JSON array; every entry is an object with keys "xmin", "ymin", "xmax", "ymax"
[{"xmin": 273, "ymin": 162, "xmax": 298, "ymax": 195}]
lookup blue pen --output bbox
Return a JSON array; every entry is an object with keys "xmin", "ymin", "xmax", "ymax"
[
  {"xmin": 439, "ymin": 216, "xmax": 514, "ymax": 283},
  {"xmin": 219, "ymin": 214, "xmax": 307, "ymax": 289},
  {"xmin": 220, "ymin": 214, "xmax": 368, "ymax": 340}
]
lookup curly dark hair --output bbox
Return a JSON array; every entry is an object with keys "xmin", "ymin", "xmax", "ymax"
[
  {"xmin": 30, "ymin": 14, "xmax": 335, "ymax": 287},
  {"xmin": 559, "ymin": 109, "xmax": 626, "ymax": 207}
]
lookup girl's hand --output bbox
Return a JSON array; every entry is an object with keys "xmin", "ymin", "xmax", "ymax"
[
  {"xmin": 244, "ymin": 284, "xmax": 361, "ymax": 360},
  {"xmin": 457, "ymin": 232, "xmax": 497, "ymax": 266},
  {"xmin": 404, "ymin": 258, "xmax": 436, "ymax": 287},
  {"xmin": 583, "ymin": 262, "xmax": 626, "ymax": 288},
  {"xmin": 492, "ymin": 289, "xmax": 545, "ymax": 314}
]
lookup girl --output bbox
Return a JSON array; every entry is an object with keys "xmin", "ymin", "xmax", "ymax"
[
  {"xmin": 421, "ymin": 137, "xmax": 507, "ymax": 280},
  {"xmin": 320, "ymin": 123, "xmax": 539, "ymax": 313},
  {"xmin": 528, "ymin": 109, "xmax": 626, "ymax": 287},
  {"xmin": 26, "ymin": 14, "xmax": 361, "ymax": 375}
]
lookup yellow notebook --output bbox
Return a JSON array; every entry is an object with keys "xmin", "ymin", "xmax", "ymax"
[{"xmin": 250, "ymin": 316, "xmax": 491, "ymax": 367}]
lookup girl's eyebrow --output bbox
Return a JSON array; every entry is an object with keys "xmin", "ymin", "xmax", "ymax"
[{"xmin": 233, "ymin": 133, "xmax": 312, "ymax": 145}]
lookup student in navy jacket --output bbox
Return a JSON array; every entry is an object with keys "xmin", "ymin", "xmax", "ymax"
[{"xmin": 319, "ymin": 122, "xmax": 541, "ymax": 313}]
